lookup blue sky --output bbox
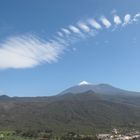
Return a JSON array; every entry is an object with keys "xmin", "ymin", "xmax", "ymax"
[{"xmin": 0, "ymin": 0, "xmax": 140, "ymax": 96}]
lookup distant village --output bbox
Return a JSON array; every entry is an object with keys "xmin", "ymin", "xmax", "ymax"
[{"xmin": 97, "ymin": 128, "xmax": 140, "ymax": 140}]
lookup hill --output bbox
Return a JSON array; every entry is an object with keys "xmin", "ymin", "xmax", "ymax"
[{"xmin": 0, "ymin": 85, "xmax": 140, "ymax": 134}]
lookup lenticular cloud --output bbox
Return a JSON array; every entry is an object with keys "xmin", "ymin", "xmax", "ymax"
[
  {"xmin": 100, "ymin": 16, "xmax": 112, "ymax": 28},
  {"xmin": 77, "ymin": 22, "xmax": 90, "ymax": 32},
  {"xmin": 123, "ymin": 14, "xmax": 131, "ymax": 25},
  {"xmin": 87, "ymin": 19, "xmax": 102, "ymax": 29},
  {"xmin": 114, "ymin": 15, "xmax": 122, "ymax": 25},
  {"xmin": 0, "ymin": 12, "xmax": 140, "ymax": 69}
]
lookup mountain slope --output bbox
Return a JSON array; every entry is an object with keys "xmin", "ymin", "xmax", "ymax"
[{"xmin": 0, "ymin": 90, "xmax": 140, "ymax": 134}]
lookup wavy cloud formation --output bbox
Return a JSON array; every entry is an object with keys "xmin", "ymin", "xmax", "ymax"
[
  {"xmin": 69, "ymin": 25, "xmax": 81, "ymax": 34},
  {"xmin": 100, "ymin": 16, "xmax": 112, "ymax": 28},
  {"xmin": 0, "ymin": 35, "xmax": 65, "ymax": 69},
  {"xmin": 133, "ymin": 13, "xmax": 140, "ymax": 22},
  {"xmin": 123, "ymin": 14, "xmax": 131, "ymax": 25},
  {"xmin": 77, "ymin": 22, "xmax": 90, "ymax": 32},
  {"xmin": 87, "ymin": 19, "xmax": 102, "ymax": 29},
  {"xmin": 61, "ymin": 28, "xmax": 71, "ymax": 35},
  {"xmin": 0, "ymin": 12, "xmax": 140, "ymax": 69},
  {"xmin": 114, "ymin": 15, "xmax": 122, "ymax": 25},
  {"xmin": 57, "ymin": 32, "xmax": 64, "ymax": 37}
]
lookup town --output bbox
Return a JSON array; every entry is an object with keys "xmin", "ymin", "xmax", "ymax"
[{"xmin": 97, "ymin": 128, "xmax": 140, "ymax": 140}]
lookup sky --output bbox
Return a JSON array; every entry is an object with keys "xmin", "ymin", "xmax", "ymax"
[{"xmin": 0, "ymin": 0, "xmax": 140, "ymax": 96}]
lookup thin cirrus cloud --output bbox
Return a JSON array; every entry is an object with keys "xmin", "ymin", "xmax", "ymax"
[
  {"xmin": 69, "ymin": 25, "xmax": 81, "ymax": 34},
  {"xmin": 123, "ymin": 14, "xmax": 131, "ymax": 25},
  {"xmin": 100, "ymin": 16, "xmax": 112, "ymax": 28},
  {"xmin": 0, "ymin": 12, "xmax": 140, "ymax": 69},
  {"xmin": 87, "ymin": 19, "xmax": 102, "ymax": 29},
  {"xmin": 68, "ymin": 25, "xmax": 85, "ymax": 38},
  {"xmin": 132, "ymin": 13, "xmax": 140, "ymax": 22},
  {"xmin": 61, "ymin": 28, "xmax": 71, "ymax": 35},
  {"xmin": 57, "ymin": 32, "xmax": 64, "ymax": 37},
  {"xmin": 114, "ymin": 15, "xmax": 122, "ymax": 25},
  {"xmin": 77, "ymin": 22, "xmax": 90, "ymax": 32},
  {"xmin": 0, "ymin": 35, "xmax": 65, "ymax": 69}
]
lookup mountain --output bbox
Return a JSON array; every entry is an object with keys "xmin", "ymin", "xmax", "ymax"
[
  {"xmin": 0, "ymin": 83, "xmax": 140, "ymax": 134},
  {"xmin": 60, "ymin": 81, "xmax": 140, "ymax": 96},
  {"xmin": 0, "ymin": 91, "xmax": 140, "ymax": 134},
  {"xmin": 0, "ymin": 95, "xmax": 11, "ymax": 101}
]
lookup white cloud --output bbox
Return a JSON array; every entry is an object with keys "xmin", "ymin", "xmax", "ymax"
[
  {"xmin": 133, "ymin": 13, "xmax": 140, "ymax": 22},
  {"xmin": 53, "ymin": 36, "xmax": 69, "ymax": 46},
  {"xmin": 123, "ymin": 14, "xmax": 131, "ymax": 25},
  {"xmin": 1, "ymin": 12, "xmax": 140, "ymax": 69},
  {"xmin": 100, "ymin": 16, "xmax": 112, "ymax": 28},
  {"xmin": 69, "ymin": 25, "xmax": 81, "ymax": 34},
  {"xmin": 0, "ymin": 35, "xmax": 65, "ymax": 69},
  {"xmin": 57, "ymin": 32, "xmax": 64, "ymax": 37},
  {"xmin": 87, "ymin": 19, "xmax": 102, "ymax": 29},
  {"xmin": 61, "ymin": 28, "xmax": 71, "ymax": 35},
  {"xmin": 114, "ymin": 15, "xmax": 122, "ymax": 25},
  {"xmin": 77, "ymin": 22, "xmax": 90, "ymax": 32}
]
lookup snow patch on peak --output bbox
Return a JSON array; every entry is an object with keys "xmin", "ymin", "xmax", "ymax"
[{"xmin": 78, "ymin": 81, "xmax": 90, "ymax": 86}]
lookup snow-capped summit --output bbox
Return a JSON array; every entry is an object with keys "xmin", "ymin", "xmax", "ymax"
[{"xmin": 78, "ymin": 81, "xmax": 90, "ymax": 86}]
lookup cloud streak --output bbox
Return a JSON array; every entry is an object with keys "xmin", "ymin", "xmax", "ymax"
[
  {"xmin": 0, "ymin": 35, "xmax": 65, "ymax": 69},
  {"xmin": 133, "ymin": 13, "xmax": 140, "ymax": 22},
  {"xmin": 77, "ymin": 22, "xmax": 90, "ymax": 32},
  {"xmin": 114, "ymin": 15, "xmax": 122, "ymax": 25},
  {"xmin": 100, "ymin": 16, "xmax": 112, "ymax": 28},
  {"xmin": 87, "ymin": 19, "xmax": 102, "ymax": 29},
  {"xmin": 0, "ymin": 12, "xmax": 140, "ymax": 69},
  {"xmin": 57, "ymin": 32, "xmax": 64, "ymax": 37},
  {"xmin": 123, "ymin": 14, "xmax": 131, "ymax": 26},
  {"xmin": 69, "ymin": 25, "xmax": 81, "ymax": 34},
  {"xmin": 61, "ymin": 28, "xmax": 71, "ymax": 35}
]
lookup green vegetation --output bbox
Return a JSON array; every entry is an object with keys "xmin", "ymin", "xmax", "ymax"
[
  {"xmin": 0, "ymin": 91, "xmax": 140, "ymax": 135},
  {"xmin": 0, "ymin": 130, "xmax": 98, "ymax": 140},
  {"xmin": 0, "ymin": 128, "xmax": 139, "ymax": 140},
  {"xmin": 0, "ymin": 131, "xmax": 35, "ymax": 140}
]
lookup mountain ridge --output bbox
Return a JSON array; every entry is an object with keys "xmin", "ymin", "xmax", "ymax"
[
  {"xmin": 0, "ymin": 83, "xmax": 140, "ymax": 134},
  {"xmin": 59, "ymin": 82, "xmax": 140, "ymax": 96}
]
